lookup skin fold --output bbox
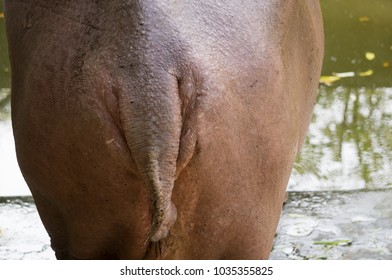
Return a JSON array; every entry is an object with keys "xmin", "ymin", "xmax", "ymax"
[{"xmin": 5, "ymin": 0, "xmax": 323, "ymax": 259}]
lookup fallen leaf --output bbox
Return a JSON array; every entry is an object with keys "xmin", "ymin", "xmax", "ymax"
[
  {"xmin": 365, "ymin": 52, "xmax": 376, "ymax": 61},
  {"xmin": 359, "ymin": 16, "xmax": 370, "ymax": 22},
  {"xmin": 359, "ymin": 69, "xmax": 374, "ymax": 77},
  {"xmin": 314, "ymin": 240, "xmax": 352, "ymax": 246},
  {"xmin": 383, "ymin": 62, "xmax": 390, "ymax": 68},
  {"xmin": 0, "ymin": 12, "xmax": 4, "ymax": 18},
  {"xmin": 319, "ymin": 75, "xmax": 341, "ymax": 86}
]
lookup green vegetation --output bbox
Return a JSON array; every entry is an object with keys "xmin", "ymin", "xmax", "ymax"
[{"xmin": 314, "ymin": 240, "xmax": 352, "ymax": 247}]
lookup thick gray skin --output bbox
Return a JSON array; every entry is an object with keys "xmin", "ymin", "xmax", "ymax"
[{"xmin": 5, "ymin": 0, "xmax": 323, "ymax": 259}]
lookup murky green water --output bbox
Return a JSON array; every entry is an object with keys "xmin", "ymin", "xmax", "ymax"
[{"xmin": 0, "ymin": 0, "xmax": 391, "ymax": 192}]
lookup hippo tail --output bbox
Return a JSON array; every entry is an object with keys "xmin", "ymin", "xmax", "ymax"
[{"xmin": 117, "ymin": 67, "xmax": 196, "ymax": 243}]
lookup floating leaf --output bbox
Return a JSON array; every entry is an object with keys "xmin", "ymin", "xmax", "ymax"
[
  {"xmin": 314, "ymin": 240, "xmax": 352, "ymax": 246},
  {"xmin": 359, "ymin": 69, "xmax": 374, "ymax": 77},
  {"xmin": 334, "ymin": 71, "xmax": 355, "ymax": 78},
  {"xmin": 319, "ymin": 75, "xmax": 341, "ymax": 86},
  {"xmin": 319, "ymin": 72, "xmax": 357, "ymax": 86},
  {"xmin": 359, "ymin": 16, "xmax": 370, "ymax": 22},
  {"xmin": 365, "ymin": 52, "xmax": 376, "ymax": 61}
]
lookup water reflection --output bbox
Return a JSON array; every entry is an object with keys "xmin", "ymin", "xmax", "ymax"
[
  {"xmin": 0, "ymin": 3, "xmax": 10, "ymax": 121},
  {"xmin": 0, "ymin": 88, "xmax": 10, "ymax": 120},
  {"xmin": 290, "ymin": 86, "xmax": 392, "ymax": 191}
]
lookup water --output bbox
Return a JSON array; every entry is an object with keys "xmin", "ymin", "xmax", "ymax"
[
  {"xmin": 289, "ymin": 0, "xmax": 392, "ymax": 191},
  {"xmin": 0, "ymin": 0, "xmax": 391, "ymax": 196}
]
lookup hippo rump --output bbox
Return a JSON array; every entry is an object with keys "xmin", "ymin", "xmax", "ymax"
[{"xmin": 5, "ymin": 0, "xmax": 323, "ymax": 259}]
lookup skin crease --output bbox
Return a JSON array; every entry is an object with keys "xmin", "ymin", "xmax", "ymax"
[{"xmin": 5, "ymin": 0, "xmax": 323, "ymax": 259}]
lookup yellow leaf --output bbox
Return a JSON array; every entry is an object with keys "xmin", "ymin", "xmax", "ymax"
[
  {"xmin": 320, "ymin": 75, "xmax": 341, "ymax": 86},
  {"xmin": 359, "ymin": 16, "xmax": 370, "ymax": 22},
  {"xmin": 383, "ymin": 62, "xmax": 390, "ymax": 68},
  {"xmin": 365, "ymin": 52, "xmax": 375, "ymax": 60},
  {"xmin": 359, "ymin": 69, "xmax": 374, "ymax": 77},
  {"xmin": 0, "ymin": 12, "xmax": 4, "ymax": 19}
]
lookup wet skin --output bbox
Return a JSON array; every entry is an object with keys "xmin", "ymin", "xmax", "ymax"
[{"xmin": 5, "ymin": 0, "xmax": 323, "ymax": 259}]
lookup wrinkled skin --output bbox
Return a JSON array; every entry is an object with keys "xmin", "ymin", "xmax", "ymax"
[{"xmin": 5, "ymin": 0, "xmax": 323, "ymax": 259}]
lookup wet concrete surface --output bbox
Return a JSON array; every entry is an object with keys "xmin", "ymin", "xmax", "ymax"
[
  {"xmin": 271, "ymin": 189, "xmax": 392, "ymax": 260},
  {"xmin": 1, "ymin": 189, "xmax": 391, "ymax": 260},
  {"xmin": 0, "ymin": 197, "xmax": 53, "ymax": 260}
]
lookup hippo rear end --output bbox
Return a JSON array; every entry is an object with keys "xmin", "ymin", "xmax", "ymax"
[{"xmin": 5, "ymin": 0, "xmax": 323, "ymax": 259}]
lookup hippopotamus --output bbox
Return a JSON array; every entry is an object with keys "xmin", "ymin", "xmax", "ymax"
[{"xmin": 5, "ymin": 0, "xmax": 323, "ymax": 259}]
